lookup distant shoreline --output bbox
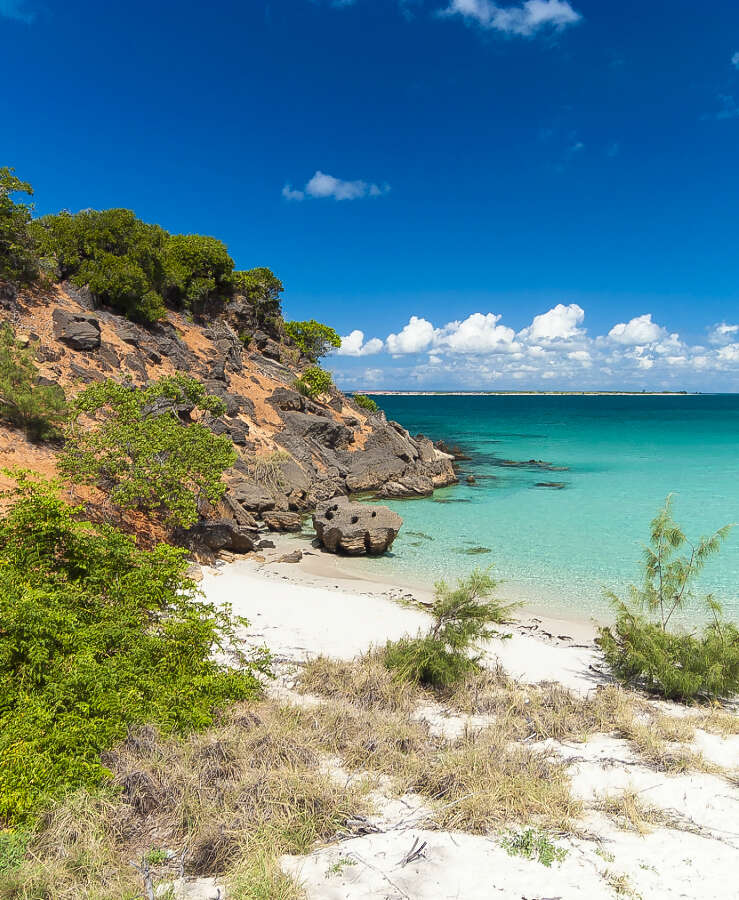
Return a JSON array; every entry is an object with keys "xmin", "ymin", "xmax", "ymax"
[{"xmin": 353, "ymin": 390, "xmax": 700, "ymax": 396}]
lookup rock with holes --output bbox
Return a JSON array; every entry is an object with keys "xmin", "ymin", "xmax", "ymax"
[{"xmin": 312, "ymin": 496, "xmax": 402, "ymax": 555}]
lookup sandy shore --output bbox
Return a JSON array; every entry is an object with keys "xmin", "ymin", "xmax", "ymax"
[{"xmin": 199, "ymin": 545, "xmax": 739, "ymax": 900}]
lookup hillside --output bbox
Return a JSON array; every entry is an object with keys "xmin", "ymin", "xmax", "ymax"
[{"xmin": 0, "ymin": 276, "xmax": 456, "ymax": 550}]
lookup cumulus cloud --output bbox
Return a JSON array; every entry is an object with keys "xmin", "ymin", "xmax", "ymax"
[
  {"xmin": 519, "ymin": 303, "xmax": 585, "ymax": 341},
  {"xmin": 443, "ymin": 0, "xmax": 581, "ymax": 37},
  {"xmin": 607, "ymin": 313, "xmax": 666, "ymax": 345},
  {"xmin": 717, "ymin": 343, "xmax": 739, "ymax": 362},
  {"xmin": 732, "ymin": 51, "xmax": 739, "ymax": 68},
  {"xmin": 283, "ymin": 171, "xmax": 390, "ymax": 202},
  {"xmin": 336, "ymin": 329, "xmax": 384, "ymax": 356},
  {"xmin": 434, "ymin": 312, "xmax": 517, "ymax": 353},
  {"xmin": 386, "ymin": 316, "xmax": 436, "ymax": 354},
  {"xmin": 708, "ymin": 322, "xmax": 739, "ymax": 346}
]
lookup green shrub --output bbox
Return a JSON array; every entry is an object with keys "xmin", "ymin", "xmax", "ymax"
[
  {"xmin": 352, "ymin": 393, "xmax": 379, "ymax": 413},
  {"xmin": 294, "ymin": 366, "xmax": 333, "ymax": 400},
  {"xmin": 384, "ymin": 570, "xmax": 515, "ymax": 688},
  {"xmin": 231, "ymin": 267, "xmax": 284, "ymax": 329},
  {"xmin": 598, "ymin": 496, "xmax": 739, "ymax": 700},
  {"xmin": 0, "ymin": 828, "xmax": 29, "ymax": 875},
  {"xmin": 59, "ymin": 375, "xmax": 236, "ymax": 528},
  {"xmin": 284, "ymin": 319, "xmax": 341, "ymax": 362},
  {"xmin": 501, "ymin": 828, "xmax": 568, "ymax": 867},
  {"xmin": 0, "ymin": 323, "xmax": 68, "ymax": 441},
  {"xmin": 162, "ymin": 233, "xmax": 234, "ymax": 310},
  {"xmin": 0, "ymin": 474, "xmax": 270, "ymax": 823},
  {"xmin": 0, "ymin": 167, "xmax": 38, "ymax": 284}
]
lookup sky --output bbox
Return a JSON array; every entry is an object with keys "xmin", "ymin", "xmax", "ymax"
[{"xmin": 3, "ymin": 0, "xmax": 739, "ymax": 390}]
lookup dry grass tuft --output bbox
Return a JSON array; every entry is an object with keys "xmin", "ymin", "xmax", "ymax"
[{"xmin": 594, "ymin": 789, "xmax": 668, "ymax": 835}]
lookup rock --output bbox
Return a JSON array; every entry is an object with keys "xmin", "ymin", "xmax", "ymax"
[
  {"xmin": 267, "ymin": 387, "xmax": 304, "ymax": 412},
  {"xmin": 52, "ymin": 308, "xmax": 101, "ymax": 350},
  {"xmin": 466, "ymin": 475, "xmax": 476, "ymax": 484},
  {"xmin": 154, "ymin": 877, "xmax": 225, "ymax": 900},
  {"xmin": 186, "ymin": 563, "xmax": 204, "ymax": 582},
  {"xmin": 229, "ymin": 481, "xmax": 276, "ymax": 513},
  {"xmin": 534, "ymin": 481, "xmax": 566, "ymax": 489},
  {"xmin": 312, "ymin": 496, "xmax": 402, "ymax": 556},
  {"xmin": 262, "ymin": 510, "xmax": 302, "ymax": 532},
  {"xmin": 257, "ymin": 539, "xmax": 276, "ymax": 549},
  {"xmin": 187, "ymin": 519, "xmax": 256, "ymax": 553},
  {"xmin": 434, "ymin": 439, "xmax": 471, "ymax": 460},
  {"xmin": 277, "ymin": 549, "xmax": 303, "ymax": 563},
  {"xmin": 116, "ymin": 321, "xmax": 144, "ymax": 345},
  {"xmin": 376, "ymin": 474, "xmax": 434, "ymax": 498}
]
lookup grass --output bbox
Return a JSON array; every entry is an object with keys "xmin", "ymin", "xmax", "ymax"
[{"xmin": 594, "ymin": 789, "xmax": 669, "ymax": 835}]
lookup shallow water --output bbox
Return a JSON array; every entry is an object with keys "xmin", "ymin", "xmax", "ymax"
[{"xmin": 349, "ymin": 394, "xmax": 739, "ymax": 624}]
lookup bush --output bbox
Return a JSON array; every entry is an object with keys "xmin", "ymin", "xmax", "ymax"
[
  {"xmin": 352, "ymin": 393, "xmax": 379, "ymax": 413},
  {"xmin": 0, "ymin": 323, "xmax": 68, "ymax": 440},
  {"xmin": 0, "ymin": 167, "xmax": 38, "ymax": 284},
  {"xmin": 59, "ymin": 376, "xmax": 236, "ymax": 528},
  {"xmin": 0, "ymin": 475, "xmax": 270, "ymax": 823},
  {"xmin": 294, "ymin": 365, "xmax": 333, "ymax": 400},
  {"xmin": 162, "ymin": 233, "xmax": 234, "ymax": 310},
  {"xmin": 384, "ymin": 570, "xmax": 515, "ymax": 688},
  {"xmin": 598, "ymin": 496, "xmax": 739, "ymax": 700},
  {"xmin": 231, "ymin": 267, "xmax": 284, "ymax": 328},
  {"xmin": 284, "ymin": 319, "xmax": 341, "ymax": 362}
]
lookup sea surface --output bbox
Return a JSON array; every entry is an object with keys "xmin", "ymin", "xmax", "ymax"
[{"xmin": 349, "ymin": 394, "xmax": 739, "ymax": 625}]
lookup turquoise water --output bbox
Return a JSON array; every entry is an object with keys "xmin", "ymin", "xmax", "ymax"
[{"xmin": 350, "ymin": 394, "xmax": 739, "ymax": 624}]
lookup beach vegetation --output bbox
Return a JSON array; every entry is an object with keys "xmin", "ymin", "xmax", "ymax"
[
  {"xmin": 500, "ymin": 827, "xmax": 568, "ymax": 866},
  {"xmin": 0, "ymin": 323, "xmax": 68, "ymax": 441},
  {"xmin": 294, "ymin": 365, "xmax": 333, "ymax": 400},
  {"xmin": 241, "ymin": 449, "xmax": 291, "ymax": 493},
  {"xmin": 0, "ymin": 474, "xmax": 269, "ymax": 825},
  {"xmin": 284, "ymin": 319, "xmax": 341, "ymax": 362},
  {"xmin": 352, "ymin": 393, "xmax": 379, "ymax": 413},
  {"xmin": 0, "ymin": 168, "xmax": 38, "ymax": 285},
  {"xmin": 59, "ymin": 375, "xmax": 236, "ymax": 528},
  {"xmin": 383, "ymin": 569, "xmax": 515, "ymax": 688},
  {"xmin": 598, "ymin": 496, "xmax": 739, "ymax": 700}
]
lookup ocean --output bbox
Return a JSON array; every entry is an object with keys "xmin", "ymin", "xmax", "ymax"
[{"xmin": 349, "ymin": 393, "xmax": 739, "ymax": 625}]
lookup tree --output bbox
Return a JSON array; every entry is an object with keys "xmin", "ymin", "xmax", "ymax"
[
  {"xmin": 59, "ymin": 376, "xmax": 237, "ymax": 528},
  {"xmin": 598, "ymin": 496, "xmax": 739, "ymax": 700},
  {"xmin": 0, "ymin": 167, "xmax": 38, "ymax": 283},
  {"xmin": 285, "ymin": 319, "xmax": 341, "ymax": 362},
  {"xmin": 294, "ymin": 365, "xmax": 333, "ymax": 399},
  {"xmin": 232, "ymin": 267, "xmax": 284, "ymax": 327},
  {"xmin": 162, "ymin": 233, "xmax": 234, "ymax": 310},
  {"xmin": 384, "ymin": 570, "xmax": 516, "ymax": 687},
  {"xmin": 0, "ymin": 323, "xmax": 68, "ymax": 440},
  {"xmin": 0, "ymin": 474, "xmax": 269, "ymax": 823}
]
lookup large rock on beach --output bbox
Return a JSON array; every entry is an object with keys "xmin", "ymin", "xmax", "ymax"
[{"xmin": 312, "ymin": 496, "xmax": 402, "ymax": 555}]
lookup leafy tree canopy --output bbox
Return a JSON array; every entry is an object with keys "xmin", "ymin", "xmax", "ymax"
[
  {"xmin": 0, "ymin": 474, "xmax": 269, "ymax": 823},
  {"xmin": 232, "ymin": 267, "xmax": 284, "ymax": 328},
  {"xmin": 0, "ymin": 167, "xmax": 38, "ymax": 284},
  {"xmin": 59, "ymin": 375, "xmax": 236, "ymax": 528},
  {"xmin": 285, "ymin": 319, "xmax": 341, "ymax": 362},
  {"xmin": 598, "ymin": 496, "xmax": 739, "ymax": 700},
  {"xmin": 0, "ymin": 323, "xmax": 68, "ymax": 441}
]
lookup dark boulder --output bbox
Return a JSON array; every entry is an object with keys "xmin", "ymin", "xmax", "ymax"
[
  {"xmin": 187, "ymin": 519, "xmax": 256, "ymax": 553},
  {"xmin": 312, "ymin": 496, "xmax": 402, "ymax": 556},
  {"xmin": 262, "ymin": 510, "xmax": 302, "ymax": 532},
  {"xmin": 52, "ymin": 308, "xmax": 101, "ymax": 350}
]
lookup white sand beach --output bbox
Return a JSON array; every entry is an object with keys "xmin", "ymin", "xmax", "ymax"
[{"xmin": 200, "ymin": 547, "xmax": 739, "ymax": 900}]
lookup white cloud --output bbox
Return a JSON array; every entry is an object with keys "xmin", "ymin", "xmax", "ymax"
[
  {"xmin": 708, "ymin": 322, "xmax": 739, "ymax": 345},
  {"xmin": 443, "ymin": 0, "xmax": 581, "ymax": 37},
  {"xmin": 434, "ymin": 312, "xmax": 517, "ymax": 353},
  {"xmin": 732, "ymin": 51, "xmax": 739, "ymax": 68},
  {"xmin": 519, "ymin": 303, "xmax": 585, "ymax": 341},
  {"xmin": 306, "ymin": 170, "xmax": 389, "ymax": 201},
  {"xmin": 281, "ymin": 184, "xmax": 305, "ymax": 201},
  {"xmin": 386, "ymin": 316, "xmax": 436, "ymax": 354},
  {"xmin": 336, "ymin": 329, "xmax": 384, "ymax": 356},
  {"xmin": 718, "ymin": 343, "xmax": 739, "ymax": 362},
  {"xmin": 608, "ymin": 313, "xmax": 666, "ymax": 345}
]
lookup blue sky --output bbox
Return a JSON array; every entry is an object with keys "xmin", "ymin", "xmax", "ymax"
[{"xmin": 3, "ymin": 0, "xmax": 739, "ymax": 389}]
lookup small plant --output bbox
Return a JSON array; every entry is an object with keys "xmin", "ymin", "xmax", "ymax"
[
  {"xmin": 598, "ymin": 496, "xmax": 739, "ymax": 700},
  {"xmin": 384, "ymin": 569, "xmax": 516, "ymax": 688},
  {"xmin": 0, "ymin": 829, "xmax": 29, "ymax": 874},
  {"xmin": 352, "ymin": 393, "xmax": 379, "ymax": 413},
  {"xmin": 0, "ymin": 323, "xmax": 68, "ymax": 441},
  {"xmin": 294, "ymin": 365, "xmax": 333, "ymax": 400},
  {"xmin": 144, "ymin": 848, "xmax": 169, "ymax": 865},
  {"xmin": 242, "ymin": 449, "xmax": 291, "ymax": 492},
  {"xmin": 326, "ymin": 855, "xmax": 357, "ymax": 877},
  {"xmin": 285, "ymin": 319, "xmax": 341, "ymax": 362},
  {"xmin": 501, "ymin": 828, "xmax": 568, "ymax": 867}
]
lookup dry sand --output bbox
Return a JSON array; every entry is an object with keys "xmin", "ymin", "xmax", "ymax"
[{"xmin": 200, "ymin": 547, "xmax": 739, "ymax": 900}]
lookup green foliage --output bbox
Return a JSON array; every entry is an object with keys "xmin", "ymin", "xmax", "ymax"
[
  {"xmin": 501, "ymin": 828, "xmax": 568, "ymax": 867},
  {"xmin": 59, "ymin": 376, "xmax": 236, "ymax": 528},
  {"xmin": 294, "ymin": 366, "xmax": 333, "ymax": 400},
  {"xmin": 162, "ymin": 233, "xmax": 234, "ymax": 310},
  {"xmin": 284, "ymin": 319, "xmax": 341, "ymax": 362},
  {"xmin": 598, "ymin": 496, "xmax": 739, "ymax": 700},
  {"xmin": 0, "ymin": 475, "xmax": 270, "ymax": 824},
  {"xmin": 0, "ymin": 168, "xmax": 38, "ymax": 284},
  {"xmin": 0, "ymin": 323, "xmax": 68, "ymax": 441},
  {"xmin": 0, "ymin": 829, "xmax": 29, "ymax": 875},
  {"xmin": 352, "ymin": 393, "xmax": 379, "ymax": 413},
  {"xmin": 384, "ymin": 570, "xmax": 515, "ymax": 688},
  {"xmin": 231, "ymin": 267, "xmax": 284, "ymax": 328}
]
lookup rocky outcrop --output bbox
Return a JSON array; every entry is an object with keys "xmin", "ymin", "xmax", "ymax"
[
  {"xmin": 312, "ymin": 496, "xmax": 402, "ymax": 555},
  {"xmin": 186, "ymin": 519, "xmax": 257, "ymax": 553},
  {"xmin": 52, "ymin": 308, "xmax": 101, "ymax": 350}
]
